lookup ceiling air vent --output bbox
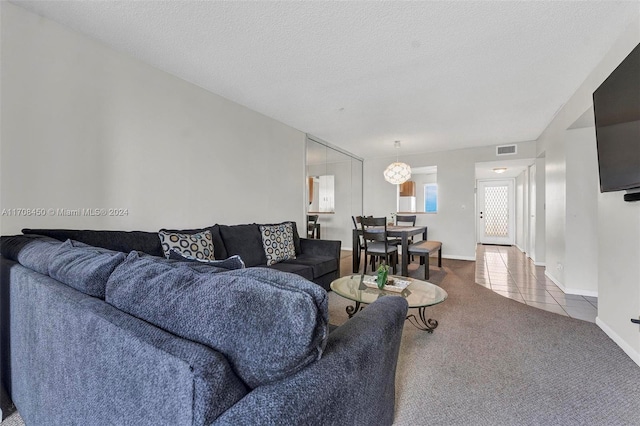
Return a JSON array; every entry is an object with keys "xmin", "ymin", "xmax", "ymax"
[{"xmin": 496, "ymin": 144, "xmax": 517, "ymax": 156}]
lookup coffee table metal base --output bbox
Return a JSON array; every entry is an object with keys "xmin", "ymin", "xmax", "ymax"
[
  {"xmin": 345, "ymin": 301, "xmax": 363, "ymax": 318},
  {"xmin": 406, "ymin": 307, "xmax": 439, "ymax": 333},
  {"xmin": 346, "ymin": 303, "xmax": 439, "ymax": 333}
]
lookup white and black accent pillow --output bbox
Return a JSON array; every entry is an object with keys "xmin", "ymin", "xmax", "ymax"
[
  {"xmin": 158, "ymin": 230, "xmax": 215, "ymax": 260},
  {"xmin": 259, "ymin": 223, "xmax": 296, "ymax": 266}
]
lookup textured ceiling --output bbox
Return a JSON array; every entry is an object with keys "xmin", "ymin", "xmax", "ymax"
[{"xmin": 11, "ymin": 1, "xmax": 640, "ymax": 159}]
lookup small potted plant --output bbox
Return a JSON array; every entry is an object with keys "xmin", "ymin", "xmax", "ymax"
[{"xmin": 376, "ymin": 261, "xmax": 389, "ymax": 289}]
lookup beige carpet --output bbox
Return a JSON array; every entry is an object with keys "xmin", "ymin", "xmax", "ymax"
[{"xmin": 330, "ymin": 259, "xmax": 640, "ymax": 425}]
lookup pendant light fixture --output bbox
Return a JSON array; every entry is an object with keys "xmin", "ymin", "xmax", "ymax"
[{"xmin": 383, "ymin": 141, "xmax": 411, "ymax": 184}]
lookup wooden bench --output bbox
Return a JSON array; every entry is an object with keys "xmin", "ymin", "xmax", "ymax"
[{"xmin": 407, "ymin": 241, "xmax": 442, "ymax": 280}]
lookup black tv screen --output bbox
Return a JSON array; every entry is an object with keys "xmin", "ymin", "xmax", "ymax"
[{"xmin": 593, "ymin": 42, "xmax": 640, "ymax": 194}]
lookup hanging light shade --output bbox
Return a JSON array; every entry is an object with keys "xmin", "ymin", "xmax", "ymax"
[
  {"xmin": 384, "ymin": 162, "xmax": 412, "ymax": 184},
  {"xmin": 384, "ymin": 140, "xmax": 411, "ymax": 184}
]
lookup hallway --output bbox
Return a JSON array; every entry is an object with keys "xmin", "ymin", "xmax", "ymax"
[
  {"xmin": 340, "ymin": 244, "xmax": 598, "ymax": 323},
  {"xmin": 475, "ymin": 244, "xmax": 598, "ymax": 323}
]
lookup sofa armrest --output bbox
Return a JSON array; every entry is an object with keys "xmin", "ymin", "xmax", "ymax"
[
  {"xmin": 299, "ymin": 237, "xmax": 341, "ymax": 259},
  {"xmin": 212, "ymin": 296, "xmax": 408, "ymax": 426}
]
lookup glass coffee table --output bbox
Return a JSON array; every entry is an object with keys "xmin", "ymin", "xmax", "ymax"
[{"xmin": 331, "ymin": 275, "xmax": 448, "ymax": 333}]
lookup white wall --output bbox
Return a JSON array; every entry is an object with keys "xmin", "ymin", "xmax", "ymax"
[
  {"xmin": 543, "ymin": 134, "xmax": 566, "ymax": 284},
  {"xmin": 597, "ymin": 192, "xmax": 640, "ymax": 366},
  {"xmin": 534, "ymin": 156, "xmax": 546, "ymax": 265},
  {"xmin": 363, "ymin": 141, "xmax": 537, "ymax": 260},
  {"xmin": 564, "ymin": 128, "xmax": 599, "ymax": 296},
  {"xmin": 0, "ymin": 3, "xmax": 306, "ymax": 235},
  {"xmin": 536, "ymin": 15, "xmax": 640, "ymax": 364}
]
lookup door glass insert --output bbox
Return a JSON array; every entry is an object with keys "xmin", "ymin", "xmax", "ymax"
[{"xmin": 484, "ymin": 186, "xmax": 509, "ymax": 237}]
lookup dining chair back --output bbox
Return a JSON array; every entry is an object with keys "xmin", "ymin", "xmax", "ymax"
[
  {"xmin": 360, "ymin": 216, "xmax": 398, "ymax": 274},
  {"xmin": 396, "ymin": 215, "xmax": 417, "ymax": 226},
  {"xmin": 351, "ymin": 216, "xmax": 364, "ymax": 271},
  {"xmin": 307, "ymin": 214, "xmax": 319, "ymax": 239}
]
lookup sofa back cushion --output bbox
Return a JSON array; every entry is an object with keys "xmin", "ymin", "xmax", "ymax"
[
  {"xmin": 168, "ymin": 249, "xmax": 246, "ymax": 270},
  {"xmin": 22, "ymin": 228, "xmax": 165, "ymax": 257},
  {"xmin": 48, "ymin": 240, "xmax": 127, "ymax": 298},
  {"xmin": 105, "ymin": 252, "xmax": 329, "ymax": 388},
  {"xmin": 218, "ymin": 222, "xmax": 302, "ymax": 267},
  {"xmin": 218, "ymin": 224, "xmax": 267, "ymax": 267},
  {"xmin": 0, "ymin": 234, "xmax": 63, "ymax": 275}
]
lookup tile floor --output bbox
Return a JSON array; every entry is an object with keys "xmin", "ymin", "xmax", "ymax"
[{"xmin": 475, "ymin": 244, "xmax": 598, "ymax": 323}]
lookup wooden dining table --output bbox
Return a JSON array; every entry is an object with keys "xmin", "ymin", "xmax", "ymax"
[{"xmin": 352, "ymin": 225, "xmax": 428, "ymax": 277}]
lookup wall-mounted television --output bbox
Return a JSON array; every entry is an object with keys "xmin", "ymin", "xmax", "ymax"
[{"xmin": 593, "ymin": 43, "xmax": 640, "ymax": 201}]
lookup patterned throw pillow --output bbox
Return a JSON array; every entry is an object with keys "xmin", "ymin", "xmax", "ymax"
[
  {"xmin": 158, "ymin": 230, "xmax": 215, "ymax": 260},
  {"xmin": 259, "ymin": 223, "xmax": 296, "ymax": 266}
]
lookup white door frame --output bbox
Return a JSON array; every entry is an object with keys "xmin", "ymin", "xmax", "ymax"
[
  {"xmin": 528, "ymin": 164, "xmax": 537, "ymax": 261},
  {"xmin": 477, "ymin": 179, "xmax": 516, "ymax": 245}
]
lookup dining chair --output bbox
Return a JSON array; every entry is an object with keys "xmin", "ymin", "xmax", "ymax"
[
  {"xmin": 360, "ymin": 217, "xmax": 398, "ymax": 274},
  {"xmin": 351, "ymin": 216, "xmax": 364, "ymax": 272},
  {"xmin": 396, "ymin": 215, "xmax": 417, "ymax": 227},
  {"xmin": 307, "ymin": 214, "xmax": 319, "ymax": 239},
  {"xmin": 395, "ymin": 214, "xmax": 418, "ymax": 260}
]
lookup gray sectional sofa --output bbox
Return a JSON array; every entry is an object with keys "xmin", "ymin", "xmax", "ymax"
[
  {"xmin": 21, "ymin": 221, "xmax": 340, "ymax": 290},
  {"xmin": 0, "ymin": 227, "xmax": 409, "ymax": 425}
]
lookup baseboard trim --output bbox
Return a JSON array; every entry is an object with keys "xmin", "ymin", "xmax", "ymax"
[
  {"xmin": 443, "ymin": 255, "xmax": 476, "ymax": 261},
  {"xmin": 545, "ymin": 271, "xmax": 598, "ymax": 296},
  {"xmin": 596, "ymin": 317, "xmax": 640, "ymax": 368},
  {"xmin": 544, "ymin": 270, "xmax": 562, "ymax": 288},
  {"xmin": 515, "ymin": 244, "xmax": 526, "ymax": 253},
  {"xmin": 533, "ymin": 261, "xmax": 546, "ymax": 267},
  {"xmin": 566, "ymin": 288, "xmax": 598, "ymax": 297}
]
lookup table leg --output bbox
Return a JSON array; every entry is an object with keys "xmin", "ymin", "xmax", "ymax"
[
  {"xmin": 352, "ymin": 229, "xmax": 360, "ymax": 273},
  {"xmin": 401, "ymin": 233, "xmax": 409, "ymax": 276},
  {"xmin": 346, "ymin": 301, "xmax": 362, "ymax": 318},
  {"xmin": 406, "ymin": 307, "xmax": 439, "ymax": 332}
]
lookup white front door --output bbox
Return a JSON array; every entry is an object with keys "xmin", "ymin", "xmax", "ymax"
[{"xmin": 477, "ymin": 179, "xmax": 516, "ymax": 245}]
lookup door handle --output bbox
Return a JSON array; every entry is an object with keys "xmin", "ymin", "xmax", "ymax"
[{"xmin": 632, "ymin": 318, "xmax": 640, "ymax": 325}]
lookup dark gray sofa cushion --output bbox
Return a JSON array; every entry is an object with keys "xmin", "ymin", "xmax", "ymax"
[
  {"xmin": 218, "ymin": 224, "xmax": 267, "ymax": 267},
  {"xmin": 48, "ymin": 240, "xmax": 127, "ymax": 298},
  {"xmin": 0, "ymin": 234, "xmax": 63, "ymax": 275},
  {"xmin": 267, "ymin": 263, "xmax": 314, "ymax": 281},
  {"xmin": 168, "ymin": 249, "xmax": 245, "ymax": 270},
  {"xmin": 106, "ymin": 252, "xmax": 329, "ymax": 388},
  {"xmin": 22, "ymin": 228, "xmax": 165, "ymax": 257},
  {"xmin": 283, "ymin": 254, "xmax": 338, "ymax": 279}
]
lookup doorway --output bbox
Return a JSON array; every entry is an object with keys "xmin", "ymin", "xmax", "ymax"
[{"xmin": 477, "ymin": 179, "xmax": 516, "ymax": 245}]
